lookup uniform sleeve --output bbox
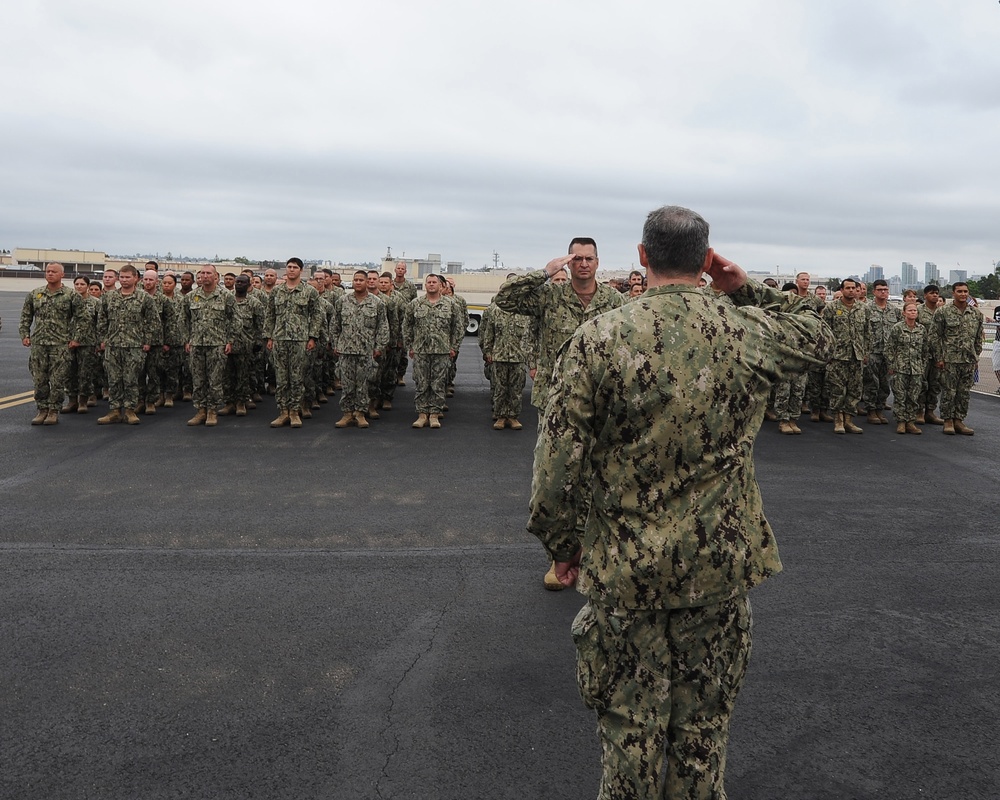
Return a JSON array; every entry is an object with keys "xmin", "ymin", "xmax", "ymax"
[
  {"xmin": 18, "ymin": 292, "xmax": 34, "ymax": 340},
  {"xmin": 493, "ymin": 270, "xmax": 548, "ymax": 318},
  {"xmin": 374, "ymin": 302, "xmax": 389, "ymax": 351},
  {"xmin": 450, "ymin": 301, "xmax": 464, "ymax": 351}
]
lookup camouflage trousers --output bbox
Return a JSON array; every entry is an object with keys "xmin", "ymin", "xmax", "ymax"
[
  {"xmin": 919, "ymin": 359, "xmax": 942, "ymax": 412},
  {"xmin": 572, "ymin": 596, "xmax": 752, "ymax": 800},
  {"xmin": 374, "ymin": 347, "xmax": 401, "ymax": 404},
  {"xmin": 396, "ymin": 350, "xmax": 408, "ymax": 381},
  {"xmin": 773, "ymin": 372, "xmax": 807, "ymax": 422},
  {"xmin": 490, "ymin": 361, "xmax": 526, "ymax": 419},
  {"xmin": 189, "ymin": 345, "xmax": 228, "ymax": 410},
  {"xmin": 160, "ymin": 347, "xmax": 184, "ymax": 397},
  {"xmin": 226, "ymin": 351, "xmax": 254, "ymax": 405},
  {"xmin": 890, "ymin": 372, "xmax": 922, "ymax": 423},
  {"xmin": 862, "ymin": 353, "xmax": 891, "ymax": 411},
  {"xmin": 938, "ymin": 362, "xmax": 976, "ymax": 420},
  {"xmin": 447, "ymin": 353, "xmax": 459, "ymax": 388},
  {"xmin": 140, "ymin": 348, "xmax": 162, "ymax": 404},
  {"xmin": 825, "ymin": 358, "xmax": 864, "ymax": 414},
  {"xmin": 805, "ymin": 366, "xmax": 829, "ymax": 411},
  {"xmin": 271, "ymin": 341, "xmax": 308, "ymax": 411},
  {"xmin": 66, "ymin": 345, "xmax": 99, "ymax": 400},
  {"xmin": 340, "ymin": 353, "xmax": 375, "ymax": 412},
  {"xmin": 412, "ymin": 353, "xmax": 450, "ymax": 414},
  {"xmin": 29, "ymin": 344, "xmax": 72, "ymax": 411},
  {"xmin": 104, "ymin": 346, "xmax": 145, "ymax": 411}
]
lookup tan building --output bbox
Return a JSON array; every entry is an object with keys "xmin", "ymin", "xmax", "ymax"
[{"xmin": 13, "ymin": 248, "xmax": 106, "ymax": 275}]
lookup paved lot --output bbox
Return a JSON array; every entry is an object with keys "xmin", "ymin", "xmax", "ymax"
[{"xmin": 2, "ymin": 290, "xmax": 999, "ymax": 799}]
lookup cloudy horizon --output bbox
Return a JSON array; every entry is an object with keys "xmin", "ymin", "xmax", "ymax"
[{"xmin": 3, "ymin": 0, "xmax": 999, "ymax": 277}]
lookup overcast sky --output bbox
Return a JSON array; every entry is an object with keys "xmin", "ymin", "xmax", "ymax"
[{"xmin": 2, "ymin": 0, "xmax": 998, "ymax": 277}]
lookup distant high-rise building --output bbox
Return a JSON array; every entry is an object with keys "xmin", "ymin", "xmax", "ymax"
[
  {"xmin": 888, "ymin": 276, "xmax": 902, "ymax": 295},
  {"xmin": 901, "ymin": 261, "xmax": 918, "ymax": 288},
  {"xmin": 924, "ymin": 262, "xmax": 939, "ymax": 284},
  {"xmin": 863, "ymin": 264, "xmax": 884, "ymax": 284},
  {"xmin": 948, "ymin": 270, "xmax": 967, "ymax": 286}
]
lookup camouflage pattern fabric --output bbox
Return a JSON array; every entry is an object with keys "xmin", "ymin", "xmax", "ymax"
[
  {"xmin": 934, "ymin": 302, "xmax": 984, "ymax": 420},
  {"xmin": 339, "ymin": 354, "xmax": 375, "ymax": 412},
  {"xmin": 28, "ymin": 345, "xmax": 72, "ymax": 411},
  {"xmin": 104, "ymin": 346, "xmax": 145, "ymax": 411},
  {"xmin": 572, "ymin": 596, "xmax": 752, "ymax": 799},
  {"xmin": 773, "ymin": 373, "xmax": 808, "ymax": 422},
  {"xmin": 494, "ymin": 270, "xmax": 623, "ymax": 408},
  {"xmin": 822, "ymin": 299, "xmax": 870, "ymax": 414},
  {"xmin": 862, "ymin": 303, "xmax": 901, "ymax": 411},
  {"xmin": 412, "ymin": 353, "xmax": 451, "ymax": 414},
  {"xmin": 99, "ymin": 291, "xmax": 156, "ymax": 348},
  {"xmin": 917, "ymin": 304, "xmax": 942, "ymax": 411},
  {"xmin": 403, "ymin": 297, "xmax": 463, "ymax": 355},
  {"xmin": 479, "ymin": 304, "xmax": 532, "ymax": 419},
  {"xmin": 886, "ymin": 322, "xmax": 930, "ymax": 423},
  {"xmin": 271, "ymin": 340, "xmax": 309, "ymax": 412},
  {"xmin": 19, "ymin": 285, "xmax": 84, "ymax": 345}
]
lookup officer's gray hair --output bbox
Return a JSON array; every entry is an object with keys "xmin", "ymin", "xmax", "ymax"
[{"xmin": 641, "ymin": 206, "xmax": 710, "ymax": 278}]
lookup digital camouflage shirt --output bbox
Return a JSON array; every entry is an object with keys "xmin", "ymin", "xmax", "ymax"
[
  {"xmin": 19, "ymin": 285, "xmax": 85, "ymax": 345},
  {"xmin": 403, "ymin": 296, "xmax": 463, "ymax": 354},
  {"xmin": 332, "ymin": 293, "xmax": 389, "ymax": 355},
  {"xmin": 528, "ymin": 280, "xmax": 833, "ymax": 611},
  {"xmin": 933, "ymin": 303, "xmax": 984, "ymax": 364},
  {"xmin": 98, "ymin": 290, "xmax": 157, "ymax": 347}
]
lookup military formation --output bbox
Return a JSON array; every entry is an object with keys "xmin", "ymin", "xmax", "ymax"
[
  {"xmin": 17, "ymin": 259, "xmax": 497, "ymax": 432},
  {"xmin": 761, "ymin": 276, "xmax": 986, "ymax": 436}
]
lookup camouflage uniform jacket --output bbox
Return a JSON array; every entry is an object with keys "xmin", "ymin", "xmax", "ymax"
[
  {"xmin": 265, "ymin": 282, "xmax": 322, "ymax": 342},
  {"xmin": 528, "ymin": 281, "xmax": 833, "ymax": 610},
  {"xmin": 867, "ymin": 302, "xmax": 902, "ymax": 354},
  {"xmin": 450, "ymin": 293, "xmax": 469, "ymax": 344},
  {"xmin": 144, "ymin": 291, "xmax": 174, "ymax": 345},
  {"xmin": 494, "ymin": 270, "xmax": 623, "ymax": 406},
  {"xmin": 332, "ymin": 293, "xmax": 389, "ymax": 355},
  {"xmin": 315, "ymin": 293, "xmax": 335, "ymax": 348},
  {"xmin": 19, "ymin": 285, "xmax": 85, "ymax": 344},
  {"xmin": 886, "ymin": 321, "xmax": 930, "ymax": 374},
  {"xmin": 98, "ymin": 290, "xmax": 157, "ymax": 347},
  {"xmin": 403, "ymin": 296, "xmax": 463, "ymax": 354},
  {"xmin": 163, "ymin": 295, "xmax": 187, "ymax": 346},
  {"xmin": 822, "ymin": 299, "xmax": 870, "ymax": 361},
  {"xmin": 75, "ymin": 296, "xmax": 99, "ymax": 345},
  {"xmin": 382, "ymin": 291, "xmax": 406, "ymax": 347},
  {"xmin": 916, "ymin": 304, "xmax": 939, "ymax": 336},
  {"xmin": 392, "ymin": 278, "xmax": 417, "ymax": 303},
  {"xmin": 933, "ymin": 303, "xmax": 984, "ymax": 364},
  {"xmin": 183, "ymin": 286, "xmax": 235, "ymax": 346},
  {"xmin": 231, "ymin": 295, "xmax": 264, "ymax": 354},
  {"xmin": 479, "ymin": 303, "xmax": 531, "ymax": 363}
]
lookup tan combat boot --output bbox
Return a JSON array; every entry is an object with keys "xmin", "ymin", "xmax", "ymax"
[
  {"xmin": 953, "ymin": 419, "xmax": 974, "ymax": 435},
  {"xmin": 843, "ymin": 415, "xmax": 864, "ymax": 434},
  {"xmin": 87, "ymin": 395, "xmax": 97, "ymax": 407},
  {"xmin": 30, "ymin": 408, "xmax": 48, "ymax": 425},
  {"xmin": 819, "ymin": 411, "xmax": 835, "ymax": 422},
  {"xmin": 833, "ymin": 412, "xmax": 846, "ymax": 434},
  {"xmin": 163, "ymin": 395, "xmax": 174, "ymax": 408},
  {"xmin": 205, "ymin": 409, "xmax": 218, "ymax": 427},
  {"xmin": 235, "ymin": 402, "xmax": 248, "ymax": 417},
  {"xmin": 778, "ymin": 421, "xmax": 796, "ymax": 435},
  {"xmin": 300, "ymin": 403, "xmax": 312, "ymax": 419},
  {"xmin": 354, "ymin": 411, "xmax": 370, "ymax": 429},
  {"xmin": 61, "ymin": 398, "xmax": 78, "ymax": 413},
  {"xmin": 876, "ymin": 410, "xmax": 889, "ymax": 424},
  {"xmin": 270, "ymin": 410, "xmax": 290, "ymax": 428},
  {"xmin": 43, "ymin": 409, "xmax": 60, "ymax": 425},
  {"xmin": 217, "ymin": 403, "xmax": 236, "ymax": 416},
  {"xmin": 896, "ymin": 422, "xmax": 906, "ymax": 434},
  {"xmin": 942, "ymin": 419, "xmax": 955, "ymax": 435},
  {"xmin": 866, "ymin": 410, "xmax": 881, "ymax": 425},
  {"xmin": 187, "ymin": 409, "xmax": 207, "ymax": 426},
  {"xmin": 429, "ymin": 413, "xmax": 442, "ymax": 429},
  {"xmin": 543, "ymin": 561, "xmax": 564, "ymax": 592},
  {"xmin": 493, "ymin": 418, "xmax": 507, "ymax": 430},
  {"xmin": 809, "ymin": 409, "xmax": 821, "ymax": 422},
  {"xmin": 335, "ymin": 412, "xmax": 355, "ymax": 428},
  {"xmin": 905, "ymin": 422, "xmax": 923, "ymax": 435},
  {"xmin": 367, "ymin": 403, "xmax": 380, "ymax": 420},
  {"xmin": 155, "ymin": 393, "xmax": 165, "ymax": 408},
  {"xmin": 382, "ymin": 400, "xmax": 392, "ymax": 410},
  {"xmin": 144, "ymin": 402, "xmax": 156, "ymax": 415},
  {"xmin": 764, "ymin": 408, "xmax": 778, "ymax": 421},
  {"xmin": 509, "ymin": 418, "xmax": 523, "ymax": 430},
  {"xmin": 925, "ymin": 409, "xmax": 945, "ymax": 425},
  {"xmin": 77, "ymin": 395, "xmax": 89, "ymax": 414},
  {"xmin": 97, "ymin": 409, "xmax": 122, "ymax": 425},
  {"xmin": 124, "ymin": 409, "xmax": 141, "ymax": 425},
  {"xmin": 412, "ymin": 413, "xmax": 428, "ymax": 428},
  {"xmin": 289, "ymin": 409, "xmax": 303, "ymax": 428},
  {"xmin": 915, "ymin": 410, "xmax": 925, "ymax": 424}
]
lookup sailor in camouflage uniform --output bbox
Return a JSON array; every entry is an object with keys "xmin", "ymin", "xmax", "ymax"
[
  {"xmin": 494, "ymin": 236, "xmax": 623, "ymax": 590},
  {"xmin": 443, "ymin": 278, "xmax": 468, "ymax": 396},
  {"xmin": 478, "ymin": 298, "xmax": 531, "ymax": 430},
  {"xmin": 529, "ymin": 206, "xmax": 832, "ymax": 800},
  {"xmin": 916, "ymin": 285, "xmax": 945, "ymax": 424},
  {"xmin": 886, "ymin": 302, "xmax": 929, "ymax": 434},
  {"xmin": 933, "ymin": 282, "xmax": 984, "ymax": 435},
  {"xmin": 375, "ymin": 273, "xmax": 406, "ymax": 411},
  {"xmin": 822, "ymin": 278, "xmax": 870, "ymax": 434},
  {"xmin": 19, "ymin": 262, "xmax": 84, "ymax": 425},
  {"xmin": 97, "ymin": 265, "xmax": 156, "ymax": 425},
  {"xmin": 861, "ymin": 279, "xmax": 901, "ymax": 424},
  {"xmin": 63, "ymin": 274, "xmax": 99, "ymax": 415},
  {"xmin": 220, "ymin": 274, "xmax": 264, "ymax": 417},
  {"xmin": 403, "ymin": 274, "xmax": 463, "ymax": 429},
  {"xmin": 158, "ymin": 273, "xmax": 185, "ymax": 408},
  {"xmin": 265, "ymin": 258, "xmax": 323, "ymax": 428},
  {"xmin": 182, "ymin": 265, "xmax": 235, "ymax": 427},
  {"xmin": 139, "ymin": 267, "xmax": 175, "ymax": 414},
  {"xmin": 392, "ymin": 261, "xmax": 418, "ymax": 385},
  {"xmin": 331, "ymin": 270, "xmax": 389, "ymax": 428}
]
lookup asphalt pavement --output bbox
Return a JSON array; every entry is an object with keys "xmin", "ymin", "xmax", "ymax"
[{"xmin": 2, "ymin": 290, "xmax": 998, "ymax": 800}]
